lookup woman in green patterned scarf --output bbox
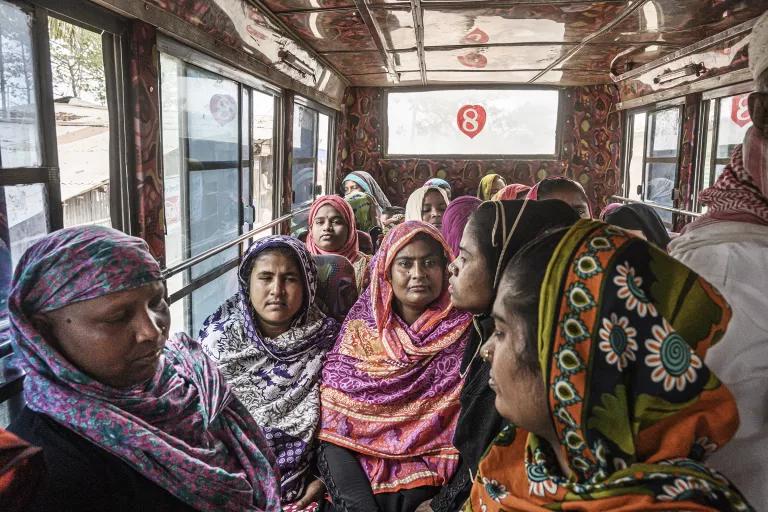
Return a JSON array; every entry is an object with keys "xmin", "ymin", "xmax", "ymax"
[
  {"xmin": 344, "ymin": 191, "xmax": 380, "ymax": 233},
  {"xmin": 466, "ymin": 220, "xmax": 752, "ymax": 511}
]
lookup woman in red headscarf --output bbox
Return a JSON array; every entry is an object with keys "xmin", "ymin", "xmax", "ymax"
[{"xmin": 306, "ymin": 195, "xmax": 371, "ymax": 292}]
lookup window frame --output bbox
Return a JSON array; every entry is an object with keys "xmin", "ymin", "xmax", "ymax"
[
  {"xmin": 693, "ymin": 82, "xmax": 753, "ymax": 210},
  {"xmin": 158, "ymin": 37, "xmax": 284, "ymax": 335},
  {"xmin": 0, "ymin": 0, "xmax": 132, "ymax": 426},
  {"xmin": 621, "ymin": 102, "xmax": 685, "ymax": 205},
  {"xmin": 381, "ymin": 85, "xmax": 564, "ymax": 160},
  {"xmin": 291, "ymin": 94, "xmax": 335, "ymax": 209}
]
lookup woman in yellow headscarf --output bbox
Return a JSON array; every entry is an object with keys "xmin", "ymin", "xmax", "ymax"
[{"xmin": 477, "ymin": 174, "xmax": 506, "ymax": 201}]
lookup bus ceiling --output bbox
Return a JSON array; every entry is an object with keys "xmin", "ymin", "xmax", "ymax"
[{"xmin": 93, "ymin": 0, "xmax": 768, "ymax": 108}]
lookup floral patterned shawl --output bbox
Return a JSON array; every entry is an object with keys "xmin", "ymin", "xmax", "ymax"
[
  {"xmin": 9, "ymin": 226, "xmax": 280, "ymax": 512},
  {"xmin": 319, "ymin": 221, "xmax": 472, "ymax": 493},
  {"xmin": 466, "ymin": 220, "xmax": 752, "ymax": 511},
  {"xmin": 199, "ymin": 236, "xmax": 340, "ymax": 503},
  {"xmin": 491, "ymin": 184, "xmax": 531, "ymax": 201}
]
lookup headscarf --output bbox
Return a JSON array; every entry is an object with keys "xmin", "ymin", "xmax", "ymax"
[
  {"xmin": 599, "ymin": 202, "xmax": 623, "ymax": 220},
  {"xmin": 477, "ymin": 174, "xmax": 504, "ymax": 200},
  {"xmin": 306, "ymin": 195, "xmax": 362, "ymax": 264},
  {"xmin": 319, "ymin": 221, "xmax": 472, "ymax": 494},
  {"xmin": 0, "ymin": 429, "xmax": 44, "ymax": 511},
  {"xmin": 685, "ymin": 127, "xmax": 768, "ymax": 233},
  {"xmin": 342, "ymin": 171, "xmax": 392, "ymax": 208},
  {"xmin": 468, "ymin": 220, "xmax": 751, "ymax": 511},
  {"xmin": 199, "ymin": 236, "xmax": 340, "ymax": 503},
  {"xmin": 405, "ymin": 186, "xmax": 450, "ymax": 222},
  {"xmin": 527, "ymin": 175, "xmax": 593, "ymax": 217},
  {"xmin": 424, "ymin": 177, "xmax": 452, "ymax": 197},
  {"xmin": 312, "ymin": 254, "xmax": 359, "ymax": 323},
  {"xmin": 491, "ymin": 183, "xmax": 531, "ymax": 201},
  {"xmin": 603, "ymin": 203, "xmax": 672, "ymax": 250},
  {"xmin": 454, "ymin": 200, "xmax": 580, "ymax": 476},
  {"xmin": 345, "ymin": 191, "xmax": 380, "ymax": 233},
  {"xmin": 441, "ymin": 195, "xmax": 482, "ymax": 257},
  {"xmin": 9, "ymin": 226, "xmax": 280, "ymax": 512}
]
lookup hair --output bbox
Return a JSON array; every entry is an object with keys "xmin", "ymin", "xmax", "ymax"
[
  {"xmin": 537, "ymin": 178, "xmax": 588, "ymax": 202},
  {"xmin": 498, "ymin": 228, "xmax": 569, "ymax": 374},
  {"xmin": 465, "ymin": 203, "xmax": 504, "ymax": 277},
  {"xmin": 382, "ymin": 206, "xmax": 405, "ymax": 216}
]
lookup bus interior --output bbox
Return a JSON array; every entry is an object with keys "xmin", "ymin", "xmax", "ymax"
[{"xmin": 0, "ymin": 0, "xmax": 767, "ymax": 508}]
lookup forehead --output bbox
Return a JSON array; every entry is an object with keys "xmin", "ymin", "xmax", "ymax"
[
  {"xmin": 423, "ymin": 190, "xmax": 445, "ymax": 204},
  {"xmin": 315, "ymin": 204, "xmax": 343, "ymax": 218},
  {"xmin": 251, "ymin": 250, "xmax": 300, "ymax": 273},
  {"xmin": 394, "ymin": 237, "xmax": 442, "ymax": 259}
]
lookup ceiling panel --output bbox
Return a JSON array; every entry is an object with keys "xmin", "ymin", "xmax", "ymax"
[
  {"xmin": 278, "ymin": 9, "xmax": 377, "ymax": 52},
  {"xmin": 391, "ymin": 50, "xmax": 420, "ymax": 71},
  {"xmin": 372, "ymin": 8, "xmax": 418, "ymax": 50},
  {"xmin": 422, "ymin": 2, "xmax": 627, "ymax": 47},
  {"xmin": 349, "ymin": 72, "xmax": 421, "ymax": 86},
  {"xmin": 426, "ymin": 70, "xmax": 541, "ymax": 83},
  {"xmin": 261, "ymin": 0, "xmax": 354, "ymax": 12},
  {"xmin": 425, "ymin": 45, "xmax": 575, "ymax": 71},
  {"xmin": 595, "ymin": 0, "xmax": 768, "ymax": 45},
  {"xmin": 537, "ymin": 69, "xmax": 612, "ymax": 86},
  {"xmin": 321, "ymin": 51, "xmax": 388, "ymax": 75}
]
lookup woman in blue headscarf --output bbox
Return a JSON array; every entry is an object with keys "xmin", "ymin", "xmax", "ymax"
[
  {"xmin": 424, "ymin": 178, "xmax": 452, "ymax": 199},
  {"xmin": 342, "ymin": 170, "xmax": 392, "ymax": 208}
]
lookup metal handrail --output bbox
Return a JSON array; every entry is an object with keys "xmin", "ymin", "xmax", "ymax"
[
  {"xmin": 162, "ymin": 208, "xmax": 309, "ymax": 279},
  {"xmin": 610, "ymin": 196, "xmax": 702, "ymax": 218}
]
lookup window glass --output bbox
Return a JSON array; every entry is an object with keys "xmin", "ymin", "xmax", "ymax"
[
  {"xmin": 0, "ymin": 184, "xmax": 49, "ymax": 343},
  {"xmin": 253, "ymin": 90, "xmax": 275, "ymax": 226},
  {"xmin": 49, "ymin": 18, "xmax": 111, "ymax": 228},
  {"xmin": 0, "ymin": 2, "xmax": 41, "ymax": 167},
  {"xmin": 644, "ymin": 108, "xmax": 680, "ymax": 223},
  {"xmin": 716, "ymin": 94, "xmax": 752, "ymax": 160},
  {"xmin": 317, "ymin": 113, "xmax": 330, "ymax": 196},
  {"xmin": 292, "ymin": 103, "xmax": 317, "ymax": 209},
  {"xmin": 387, "ymin": 89, "xmax": 559, "ymax": 155},
  {"xmin": 647, "ymin": 108, "xmax": 680, "ymax": 158},
  {"xmin": 626, "ymin": 112, "xmax": 646, "ymax": 200},
  {"xmin": 190, "ymin": 268, "xmax": 237, "ymax": 335}
]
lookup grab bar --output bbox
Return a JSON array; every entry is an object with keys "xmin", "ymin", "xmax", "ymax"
[
  {"xmin": 162, "ymin": 208, "xmax": 309, "ymax": 279},
  {"xmin": 610, "ymin": 196, "xmax": 702, "ymax": 218}
]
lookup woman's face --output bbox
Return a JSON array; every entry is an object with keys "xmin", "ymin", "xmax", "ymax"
[
  {"xmin": 33, "ymin": 281, "xmax": 170, "ymax": 388},
  {"xmin": 249, "ymin": 250, "xmax": 304, "ymax": 338},
  {"xmin": 390, "ymin": 237, "xmax": 445, "ymax": 322},
  {"xmin": 311, "ymin": 204, "xmax": 349, "ymax": 252},
  {"xmin": 490, "ymin": 177, "xmax": 506, "ymax": 198},
  {"xmin": 482, "ymin": 282, "xmax": 550, "ymax": 434},
  {"xmin": 421, "ymin": 190, "xmax": 447, "ymax": 229},
  {"xmin": 344, "ymin": 180, "xmax": 364, "ymax": 195},
  {"xmin": 546, "ymin": 189, "xmax": 591, "ymax": 219},
  {"xmin": 448, "ymin": 222, "xmax": 494, "ymax": 314}
]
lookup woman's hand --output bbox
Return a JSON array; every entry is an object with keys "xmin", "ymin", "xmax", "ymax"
[
  {"xmin": 293, "ymin": 478, "xmax": 326, "ymax": 510},
  {"xmin": 414, "ymin": 499, "xmax": 432, "ymax": 512}
]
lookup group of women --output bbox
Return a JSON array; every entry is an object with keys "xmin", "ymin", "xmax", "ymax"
[{"xmin": 2, "ymin": 134, "xmax": 766, "ymax": 512}]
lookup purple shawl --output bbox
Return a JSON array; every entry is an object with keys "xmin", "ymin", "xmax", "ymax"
[{"xmin": 9, "ymin": 226, "xmax": 280, "ymax": 511}]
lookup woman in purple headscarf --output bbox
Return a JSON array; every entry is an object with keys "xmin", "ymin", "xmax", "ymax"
[
  {"xmin": 8, "ymin": 226, "xmax": 280, "ymax": 512},
  {"xmin": 199, "ymin": 236, "xmax": 340, "ymax": 510},
  {"xmin": 441, "ymin": 195, "xmax": 482, "ymax": 257}
]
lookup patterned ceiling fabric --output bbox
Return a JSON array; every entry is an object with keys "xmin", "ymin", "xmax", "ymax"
[
  {"xmin": 466, "ymin": 220, "xmax": 751, "ymax": 511},
  {"xmin": 334, "ymin": 85, "xmax": 621, "ymax": 211}
]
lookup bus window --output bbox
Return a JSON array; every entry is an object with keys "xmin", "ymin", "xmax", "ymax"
[
  {"xmin": 622, "ymin": 107, "xmax": 681, "ymax": 228},
  {"xmin": 700, "ymin": 93, "xmax": 753, "ymax": 202},
  {"xmin": 49, "ymin": 18, "xmax": 111, "ymax": 228},
  {"xmin": 0, "ymin": 1, "xmax": 41, "ymax": 167},
  {"xmin": 252, "ymin": 90, "xmax": 276, "ymax": 227}
]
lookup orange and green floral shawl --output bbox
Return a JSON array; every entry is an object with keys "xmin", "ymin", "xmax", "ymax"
[{"xmin": 466, "ymin": 220, "xmax": 753, "ymax": 511}]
